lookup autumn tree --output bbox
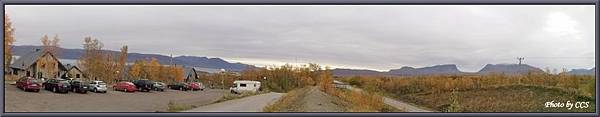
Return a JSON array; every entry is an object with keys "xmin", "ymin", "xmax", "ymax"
[
  {"xmin": 38, "ymin": 34, "xmax": 61, "ymax": 78},
  {"xmin": 41, "ymin": 34, "xmax": 61, "ymax": 57},
  {"xmin": 129, "ymin": 59, "xmax": 146, "ymax": 79},
  {"xmin": 147, "ymin": 57, "xmax": 161, "ymax": 81},
  {"xmin": 117, "ymin": 46, "xmax": 128, "ymax": 78},
  {"xmin": 172, "ymin": 66, "xmax": 185, "ymax": 82},
  {"xmin": 4, "ymin": 14, "xmax": 15, "ymax": 72},
  {"xmin": 79, "ymin": 36, "xmax": 117, "ymax": 82}
]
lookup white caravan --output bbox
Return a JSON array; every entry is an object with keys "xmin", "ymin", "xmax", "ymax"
[{"xmin": 229, "ymin": 80, "xmax": 261, "ymax": 94}]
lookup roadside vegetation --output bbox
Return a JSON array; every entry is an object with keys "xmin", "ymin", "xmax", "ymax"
[
  {"xmin": 256, "ymin": 64, "xmax": 399, "ymax": 112},
  {"xmin": 167, "ymin": 101, "xmax": 196, "ymax": 112},
  {"xmin": 338, "ymin": 72, "xmax": 596, "ymax": 112}
]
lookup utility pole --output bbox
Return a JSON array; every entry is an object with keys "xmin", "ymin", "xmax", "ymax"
[{"xmin": 517, "ymin": 57, "xmax": 524, "ymax": 65}]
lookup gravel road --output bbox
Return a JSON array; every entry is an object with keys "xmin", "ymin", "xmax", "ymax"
[
  {"xmin": 183, "ymin": 92, "xmax": 284, "ymax": 112},
  {"xmin": 5, "ymin": 84, "xmax": 224, "ymax": 112}
]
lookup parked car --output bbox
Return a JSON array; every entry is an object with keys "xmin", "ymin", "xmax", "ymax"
[
  {"xmin": 152, "ymin": 82, "xmax": 166, "ymax": 91},
  {"xmin": 16, "ymin": 76, "xmax": 41, "ymax": 92},
  {"xmin": 168, "ymin": 82, "xmax": 191, "ymax": 91},
  {"xmin": 88, "ymin": 80, "xmax": 108, "ymax": 93},
  {"xmin": 188, "ymin": 82, "xmax": 205, "ymax": 91},
  {"xmin": 42, "ymin": 79, "xmax": 70, "ymax": 93},
  {"xmin": 113, "ymin": 81, "xmax": 137, "ymax": 92},
  {"xmin": 229, "ymin": 80, "xmax": 261, "ymax": 94},
  {"xmin": 68, "ymin": 80, "xmax": 89, "ymax": 93},
  {"xmin": 132, "ymin": 79, "xmax": 154, "ymax": 92}
]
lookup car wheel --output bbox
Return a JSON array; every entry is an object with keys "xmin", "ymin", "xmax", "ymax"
[
  {"xmin": 179, "ymin": 87, "xmax": 183, "ymax": 91},
  {"xmin": 53, "ymin": 87, "xmax": 57, "ymax": 93},
  {"xmin": 94, "ymin": 88, "xmax": 98, "ymax": 93},
  {"xmin": 124, "ymin": 89, "xmax": 127, "ymax": 92}
]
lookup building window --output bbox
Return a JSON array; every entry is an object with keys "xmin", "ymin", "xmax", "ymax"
[{"xmin": 76, "ymin": 74, "xmax": 80, "ymax": 78}]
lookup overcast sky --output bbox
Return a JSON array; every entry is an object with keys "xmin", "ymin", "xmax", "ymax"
[{"xmin": 5, "ymin": 5, "xmax": 595, "ymax": 72}]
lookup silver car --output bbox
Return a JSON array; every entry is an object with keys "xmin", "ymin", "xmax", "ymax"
[
  {"xmin": 88, "ymin": 80, "xmax": 107, "ymax": 93},
  {"xmin": 153, "ymin": 82, "xmax": 166, "ymax": 91}
]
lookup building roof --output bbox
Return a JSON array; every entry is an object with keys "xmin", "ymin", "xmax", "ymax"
[
  {"xmin": 184, "ymin": 67, "xmax": 197, "ymax": 76},
  {"xmin": 64, "ymin": 64, "xmax": 82, "ymax": 72},
  {"xmin": 9, "ymin": 48, "xmax": 67, "ymax": 70}
]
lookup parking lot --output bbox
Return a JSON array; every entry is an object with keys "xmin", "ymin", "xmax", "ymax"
[{"xmin": 4, "ymin": 84, "xmax": 225, "ymax": 112}]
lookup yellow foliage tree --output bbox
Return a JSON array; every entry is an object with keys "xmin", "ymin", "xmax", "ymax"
[
  {"xmin": 147, "ymin": 58, "xmax": 161, "ymax": 81},
  {"xmin": 129, "ymin": 60, "xmax": 145, "ymax": 79},
  {"xmin": 4, "ymin": 14, "xmax": 15, "ymax": 71}
]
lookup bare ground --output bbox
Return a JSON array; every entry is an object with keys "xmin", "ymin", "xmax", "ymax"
[
  {"xmin": 183, "ymin": 92, "xmax": 284, "ymax": 112},
  {"xmin": 282, "ymin": 87, "xmax": 351, "ymax": 112}
]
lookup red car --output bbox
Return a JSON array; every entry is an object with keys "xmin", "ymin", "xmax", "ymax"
[
  {"xmin": 188, "ymin": 82, "xmax": 204, "ymax": 91},
  {"xmin": 113, "ymin": 81, "xmax": 137, "ymax": 92},
  {"xmin": 16, "ymin": 76, "xmax": 41, "ymax": 92}
]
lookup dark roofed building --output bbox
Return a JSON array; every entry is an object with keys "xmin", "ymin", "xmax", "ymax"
[
  {"xmin": 184, "ymin": 67, "xmax": 198, "ymax": 82},
  {"xmin": 62, "ymin": 64, "xmax": 86, "ymax": 79},
  {"xmin": 9, "ymin": 48, "xmax": 67, "ymax": 79}
]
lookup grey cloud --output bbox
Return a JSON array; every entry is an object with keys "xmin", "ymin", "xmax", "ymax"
[{"xmin": 5, "ymin": 5, "xmax": 595, "ymax": 72}]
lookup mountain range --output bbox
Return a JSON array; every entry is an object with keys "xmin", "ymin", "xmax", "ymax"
[
  {"xmin": 12, "ymin": 45, "xmax": 595, "ymax": 76},
  {"xmin": 11, "ymin": 45, "xmax": 253, "ymax": 72},
  {"xmin": 333, "ymin": 63, "xmax": 595, "ymax": 77},
  {"xmin": 567, "ymin": 67, "xmax": 596, "ymax": 75}
]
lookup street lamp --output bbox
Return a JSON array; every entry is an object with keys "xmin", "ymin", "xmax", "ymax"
[
  {"xmin": 116, "ymin": 70, "xmax": 120, "ymax": 82},
  {"xmin": 262, "ymin": 76, "xmax": 267, "ymax": 91},
  {"xmin": 220, "ymin": 69, "xmax": 225, "ymax": 90}
]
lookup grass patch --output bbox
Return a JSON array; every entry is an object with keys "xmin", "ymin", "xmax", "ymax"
[{"xmin": 166, "ymin": 101, "xmax": 197, "ymax": 112}]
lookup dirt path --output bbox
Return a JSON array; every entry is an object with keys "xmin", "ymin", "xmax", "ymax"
[
  {"xmin": 335, "ymin": 80, "xmax": 434, "ymax": 112},
  {"xmin": 383, "ymin": 97, "xmax": 432, "ymax": 112},
  {"xmin": 288, "ymin": 87, "xmax": 350, "ymax": 112},
  {"xmin": 183, "ymin": 92, "xmax": 284, "ymax": 112}
]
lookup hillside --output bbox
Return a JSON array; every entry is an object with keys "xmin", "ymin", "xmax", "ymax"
[
  {"xmin": 12, "ymin": 45, "xmax": 253, "ymax": 72},
  {"xmin": 477, "ymin": 64, "xmax": 544, "ymax": 75},
  {"xmin": 332, "ymin": 68, "xmax": 389, "ymax": 77},
  {"xmin": 567, "ymin": 67, "xmax": 595, "ymax": 75},
  {"xmin": 389, "ymin": 64, "xmax": 463, "ymax": 76}
]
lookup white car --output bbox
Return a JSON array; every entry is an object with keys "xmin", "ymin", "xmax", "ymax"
[
  {"xmin": 229, "ymin": 80, "xmax": 261, "ymax": 94},
  {"xmin": 88, "ymin": 80, "xmax": 108, "ymax": 93}
]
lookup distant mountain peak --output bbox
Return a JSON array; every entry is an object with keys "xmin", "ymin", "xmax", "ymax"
[
  {"xmin": 477, "ymin": 64, "xmax": 544, "ymax": 75},
  {"xmin": 567, "ymin": 67, "xmax": 596, "ymax": 76},
  {"xmin": 388, "ymin": 64, "xmax": 462, "ymax": 76}
]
